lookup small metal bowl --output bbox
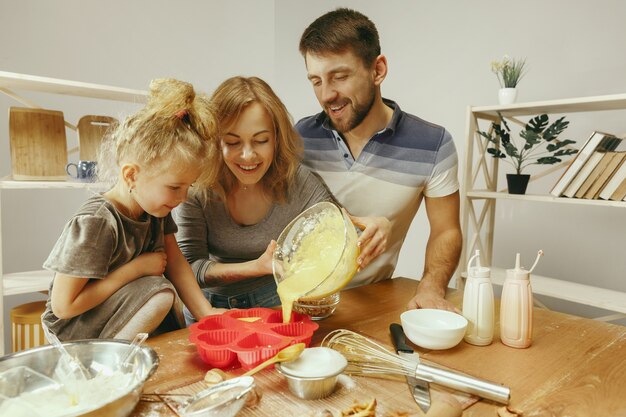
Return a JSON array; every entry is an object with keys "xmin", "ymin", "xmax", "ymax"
[
  {"xmin": 0, "ymin": 339, "xmax": 158, "ymax": 417},
  {"xmin": 275, "ymin": 347, "xmax": 347, "ymax": 400},
  {"xmin": 276, "ymin": 363, "xmax": 344, "ymax": 400},
  {"xmin": 180, "ymin": 376, "xmax": 255, "ymax": 417}
]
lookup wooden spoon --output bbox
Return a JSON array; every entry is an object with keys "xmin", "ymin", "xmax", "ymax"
[{"xmin": 242, "ymin": 343, "xmax": 306, "ymax": 377}]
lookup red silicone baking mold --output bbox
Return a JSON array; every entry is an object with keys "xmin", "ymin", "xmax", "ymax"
[{"xmin": 189, "ymin": 307, "xmax": 319, "ymax": 370}]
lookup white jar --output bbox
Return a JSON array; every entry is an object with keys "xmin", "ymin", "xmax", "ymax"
[
  {"xmin": 500, "ymin": 253, "xmax": 533, "ymax": 348},
  {"xmin": 462, "ymin": 250, "xmax": 494, "ymax": 346}
]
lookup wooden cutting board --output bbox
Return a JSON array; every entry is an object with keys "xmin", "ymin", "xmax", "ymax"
[
  {"xmin": 9, "ymin": 106, "xmax": 67, "ymax": 180},
  {"xmin": 77, "ymin": 115, "xmax": 118, "ymax": 161}
]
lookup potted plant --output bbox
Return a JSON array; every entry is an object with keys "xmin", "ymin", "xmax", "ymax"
[
  {"xmin": 477, "ymin": 113, "xmax": 578, "ymax": 194},
  {"xmin": 491, "ymin": 56, "xmax": 527, "ymax": 104}
]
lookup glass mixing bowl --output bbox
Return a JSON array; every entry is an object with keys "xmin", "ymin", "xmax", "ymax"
[
  {"xmin": 273, "ymin": 202, "xmax": 359, "ymax": 304},
  {"xmin": 292, "ymin": 292, "xmax": 340, "ymax": 320}
]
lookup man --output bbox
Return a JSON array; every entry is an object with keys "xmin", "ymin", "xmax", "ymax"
[{"xmin": 295, "ymin": 8, "xmax": 462, "ymax": 311}]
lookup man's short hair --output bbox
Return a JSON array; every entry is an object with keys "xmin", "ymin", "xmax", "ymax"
[{"xmin": 299, "ymin": 8, "xmax": 381, "ymax": 67}]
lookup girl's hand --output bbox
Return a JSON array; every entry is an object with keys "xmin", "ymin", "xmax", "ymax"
[
  {"xmin": 255, "ymin": 240, "xmax": 277, "ymax": 275},
  {"xmin": 133, "ymin": 251, "xmax": 167, "ymax": 277},
  {"xmin": 345, "ymin": 210, "xmax": 390, "ymax": 268}
]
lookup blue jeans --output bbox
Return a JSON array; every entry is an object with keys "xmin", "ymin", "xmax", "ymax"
[{"xmin": 184, "ymin": 281, "xmax": 280, "ymax": 326}]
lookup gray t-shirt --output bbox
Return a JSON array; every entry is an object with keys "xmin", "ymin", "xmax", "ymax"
[
  {"xmin": 44, "ymin": 193, "xmax": 177, "ymax": 278},
  {"xmin": 174, "ymin": 165, "xmax": 334, "ymax": 297},
  {"xmin": 41, "ymin": 193, "xmax": 178, "ymax": 339}
]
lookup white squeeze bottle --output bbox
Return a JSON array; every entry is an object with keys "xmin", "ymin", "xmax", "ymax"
[
  {"xmin": 462, "ymin": 250, "xmax": 494, "ymax": 346},
  {"xmin": 500, "ymin": 250, "xmax": 544, "ymax": 348}
]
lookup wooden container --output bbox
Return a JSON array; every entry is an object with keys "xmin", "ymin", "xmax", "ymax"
[
  {"xmin": 77, "ymin": 114, "xmax": 118, "ymax": 161},
  {"xmin": 10, "ymin": 301, "xmax": 47, "ymax": 352},
  {"xmin": 9, "ymin": 107, "xmax": 67, "ymax": 180}
]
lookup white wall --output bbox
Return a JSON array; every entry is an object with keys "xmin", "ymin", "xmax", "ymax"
[{"xmin": 1, "ymin": 0, "xmax": 625, "ymax": 350}]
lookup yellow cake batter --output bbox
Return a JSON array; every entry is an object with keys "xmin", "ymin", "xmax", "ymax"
[{"xmin": 276, "ymin": 206, "xmax": 358, "ymax": 323}]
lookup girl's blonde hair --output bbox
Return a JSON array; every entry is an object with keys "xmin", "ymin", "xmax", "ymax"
[
  {"xmin": 210, "ymin": 76, "xmax": 303, "ymax": 203},
  {"xmin": 98, "ymin": 78, "xmax": 218, "ymax": 188}
]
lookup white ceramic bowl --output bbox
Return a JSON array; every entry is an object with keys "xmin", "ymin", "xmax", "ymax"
[{"xmin": 400, "ymin": 309, "xmax": 468, "ymax": 350}]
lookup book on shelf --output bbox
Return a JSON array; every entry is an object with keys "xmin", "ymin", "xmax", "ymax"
[
  {"xmin": 574, "ymin": 151, "xmax": 616, "ymax": 198},
  {"xmin": 560, "ymin": 135, "xmax": 623, "ymax": 198},
  {"xmin": 550, "ymin": 132, "xmax": 619, "ymax": 197},
  {"xmin": 598, "ymin": 157, "xmax": 626, "ymax": 200},
  {"xmin": 609, "ymin": 176, "xmax": 626, "ymax": 201},
  {"xmin": 562, "ymin": 151, "xmax": 605, "ymax": 198},
  {"xmin": 586, "ymin": 152, "xmax": 626, "ymax": 199}
]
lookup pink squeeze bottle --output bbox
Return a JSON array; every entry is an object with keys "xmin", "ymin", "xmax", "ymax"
[{"xmin": 500, "ymin": 250, "xmax": 543, "ymax": 348}]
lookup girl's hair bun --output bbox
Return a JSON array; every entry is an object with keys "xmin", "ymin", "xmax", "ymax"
[
  {"xmin": 97, "ymin": 78, "xmax": 218, "ymax": 188},
  {"xmin": 146, "ymin": 78, "xmax": 196, "ymax": 117}
]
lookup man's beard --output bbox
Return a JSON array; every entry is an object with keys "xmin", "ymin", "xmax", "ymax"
[{"xmin": 326, "ymin": 87, "xmax": 376, "ymax": 134}]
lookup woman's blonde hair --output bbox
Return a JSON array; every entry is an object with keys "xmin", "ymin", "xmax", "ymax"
[
  {"xmin": 210, "ymin": 76, "xmax": 303, "ymax": 202},
  {"xmin": 98, "ymin": 78, "xmax": 218, "ymax": 188}
]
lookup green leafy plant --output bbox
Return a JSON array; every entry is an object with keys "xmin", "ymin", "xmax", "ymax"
[
  {"xmin": 491, "ymin": 56, "xmax": 527, "ymax": 88},
  {"xmin": 478, "ymin": 113, "xmax": 578, "ymax": 175}
]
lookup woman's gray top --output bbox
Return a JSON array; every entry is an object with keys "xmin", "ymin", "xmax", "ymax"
[{"xmin": 174, "ymin": 165, "xmax": 334, "ymax": 298}]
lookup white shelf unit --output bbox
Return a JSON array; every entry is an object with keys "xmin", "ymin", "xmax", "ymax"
[
  {"xmin": 0, "ymin": 70, "xmax": 147, "ymax": 355},
  {"xmin": 460, "ymin": 93, "xmax": 626, "ymax": 322}
]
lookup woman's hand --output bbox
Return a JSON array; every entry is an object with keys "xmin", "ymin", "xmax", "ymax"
[
  {"xmin": 345, "ymin": 210, "xmax": 390, "ymax": 268},
  {"xmin": 255, "ymin": 240, "xmax": 277, "ymax": 275},
  {"xmin": 200, "ymin": 240, "xmax": 278, "ymax": 285},
  {"xmin": 205, "ymin": 307, "xmax": 228, "ymax": 316}
]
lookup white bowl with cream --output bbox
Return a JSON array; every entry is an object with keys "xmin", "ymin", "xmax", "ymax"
[{"xmin": 276, "ymin": 347, "xmax": 347, "ymax": 399}]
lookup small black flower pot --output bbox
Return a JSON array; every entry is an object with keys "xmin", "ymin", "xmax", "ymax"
[{"xmin": 506, "ymin": 174, "xmax": 530, "ymax": 194}]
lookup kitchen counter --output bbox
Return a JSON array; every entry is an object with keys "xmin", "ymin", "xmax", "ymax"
[{"xmin": 132, "ymin": 277, "xmax": 626, "ymax": 416}]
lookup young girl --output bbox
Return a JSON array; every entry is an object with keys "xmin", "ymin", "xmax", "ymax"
[
  {"xmin": 42, "ymin": 78, "xmax": 225, "ymax": 340},
  {"xmin": 175, "ymin": 76, "xmax": 389, "ymax": 323}
]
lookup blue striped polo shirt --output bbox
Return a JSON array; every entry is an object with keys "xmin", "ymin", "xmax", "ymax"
[{"xmin": 295, "ymin": 99, "xmax": 459, "ymax": 286}]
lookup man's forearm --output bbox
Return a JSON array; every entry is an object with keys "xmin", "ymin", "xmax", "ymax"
[{"xmin": 419, "ymin": 227, "xmax": 462, "ymax": 292}]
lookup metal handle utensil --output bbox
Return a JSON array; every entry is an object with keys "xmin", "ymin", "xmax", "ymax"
[
  {"xmin": 324, "ymin": 329, "xmax": 511, "ymax": 405},
  {"xmin": 415, "ymin": 362, "xmax": 510, "ymax": 404},
  {"xmin": 390, "ymin": 323, "xmax": 431, "ymax": 412}
]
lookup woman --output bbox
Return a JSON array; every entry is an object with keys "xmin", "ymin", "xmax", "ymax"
[{"xmin": 175, "ymin": 76, "xmax": 388, "ymax": 323}]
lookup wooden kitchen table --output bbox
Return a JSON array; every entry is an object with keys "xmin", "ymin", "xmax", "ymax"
[{"xmin": 132, "ymin": 278, "xmax": 626, "ymax": 417}]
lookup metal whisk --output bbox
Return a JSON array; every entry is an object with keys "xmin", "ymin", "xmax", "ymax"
[{"xmin": 322, "ymin": 329, "xmax": 510, "ymax": 404}]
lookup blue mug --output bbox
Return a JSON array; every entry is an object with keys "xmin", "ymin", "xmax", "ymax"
[{"xmin": 66, "ymin": 160, "xmax": 97, "ymax": 182}]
